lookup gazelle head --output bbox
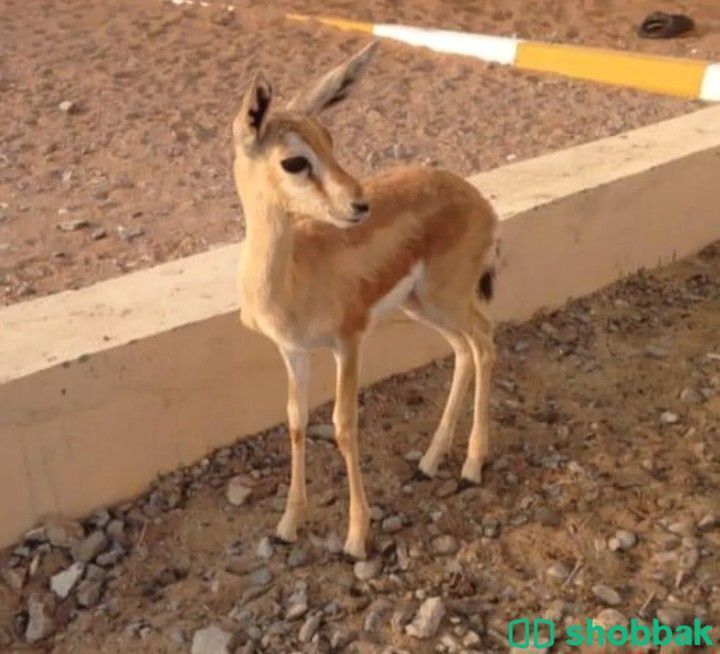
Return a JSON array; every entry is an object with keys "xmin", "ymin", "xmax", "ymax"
[{"xmin": 233, "ymin": 42, "xmax": 378, "ymax": 228}]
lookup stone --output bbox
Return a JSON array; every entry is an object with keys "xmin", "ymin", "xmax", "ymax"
[
  {"xmin": 660, "ymin": 411, "xmax": 679, "ymax": 425},
  {"xmin": 58, "ymin": 100, "xmax": 77, "ymax": 114},
  {"xmin": 76, "ymin": 579, "xmax": 103, "ymax": 608},
  {"xmin": 432, "ymin": 535, "xmax": 459, "ymax": 555},
  {"xmin": 354, "ymin": 559, "xmax": 382, "ymax": 581},
  {"xmin": 594, "ymin": 608, "xmax": 628, "ymax": 629},
  {"xmin": 287, "ymin": 546, "xmax": 311, "ymax": 568},
  {"xmin": 406, "ymin": 597, "xmax": 444, "ymax": 639},
  {"xmin": 106, "ymin": 520, "xmax": 130, "ymax": 547},
  {"xmin": 191, "ymin": 625, "xmax": 232, "ymax": 654},
  {"xmin": 46, "ymin": 518, "xmax": 84, "ymax": 548},
  {"xmin": 50, "ymin": 562, "xmax": 84, "ymax": 598},
  {"xmin": 73, "ymin": 531, "xmax": 108, "ymax": 563},
  {"xmin": 226, "ymin": 476, "xmax": 252, "ymax": 506},
  {"xmin": 325, "ymin": 532, "xmax": 344, "ymax": 554},
  {"xmin": 436, "ymin": 480, "xmax": 458, "ymax": 498},
  {"xmin": 364, "ymin": 598, "xmax": 393, "ymax": 632},
  {"xmin": 592, "ymin": 584, "xmax": 622, "ymax": 606},
  {"xmin": 1, "ymin": 567, "xmax": 26, "ymax": 591},
  {"xmin": 381, "ymin": 516, "xmax": 403, "ymax": 534},
  {"xmin": 308, "ymin": 424, "xmax": 334, "ymax": 441},
  {"xmin": 25, "ymin": 597, "xmax": 54, "ymax": 643},
  {"xmin": 256, "ymin": 537, "xmax": 274, "ymax": 560},
  {"xmin": 546, "ymin": 561, "xmax": 570, "ymax": 581},
  {"xmin": 298, "ymin": 614, "xmax": 321, "ymax": 643},
  {"xmin": 656, "ymin": 607, "xmax": 685, "ymax": 628},
  {"xmin": 248, "ymin": 567, "xmax": 273, "ymax": 587},
  {"xmin": 609, "ymin": 529, "xmax": 637, "ymax": 551},
  {"xmin": 96, "ymin": 547, "xmax": 125, "ymax": 567},
  {"xmin": 57, "ymin": 219, "xmax": 90, "ymax": 232}
]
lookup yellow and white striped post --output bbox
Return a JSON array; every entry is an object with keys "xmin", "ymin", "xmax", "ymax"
[{"xmin": 286, "ymin": 13, "xmax": 720, "ymax": 101}]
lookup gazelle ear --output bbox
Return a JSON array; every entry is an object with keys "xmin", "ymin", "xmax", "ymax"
[
  {"xmin": 286, "ymin": 41, "xmax": 378, "ymax": 115},
  {"xmin": 233, "ymin": 71, "xmax": 273, "ymax": 151}
]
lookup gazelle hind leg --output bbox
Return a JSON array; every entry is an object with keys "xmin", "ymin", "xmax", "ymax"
[
  {"xmin": 403, "ymin": 299, "xmax": 475, "ymax": 478},
  {"xmin": 461, "ymin": 305, "xmax": 495, "ymax": 484}
]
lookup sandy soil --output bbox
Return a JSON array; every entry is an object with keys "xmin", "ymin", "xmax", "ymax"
[
  {"xmin": 285, "ymin": 0, "xmax": 720, "ymax": 60},
  {"xmin": 2, "ymin": 242, "xmax": 718, "ymax": 653},
  {"xmin": 0, "ymin": 0, "xmax": 703, "ymax": 307}
]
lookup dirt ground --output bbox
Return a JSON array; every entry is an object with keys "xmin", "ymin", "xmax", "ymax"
[
  {"xmin": 0, "ymin": 0, "xmax": 709, "ymax": 306},
  {"xmin": 2, "ymin": 241, "xmax": 719, "ymax": 653}
]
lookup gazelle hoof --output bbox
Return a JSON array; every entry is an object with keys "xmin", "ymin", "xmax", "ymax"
[
  {"xmin": 343, "ymin": 535, "xmax": 370, "ymax": 561},
  {"xmin": 460, "ymin": 458, "xmax": 484, "ymax": 485},
  {"xmin": 275, "ymin": 515, "xmax": 299, "ymax": 544},
  {"xmin": 409, "ymin": 467, "xmax": 433, "ymax": 483}
]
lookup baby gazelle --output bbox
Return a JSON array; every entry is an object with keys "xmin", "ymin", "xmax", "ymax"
[{"xmin": 233, "ymin": 42, "xmax": 497, "ymax": 559}]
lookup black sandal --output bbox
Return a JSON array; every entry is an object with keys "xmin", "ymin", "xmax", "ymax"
[{"xmin": 637, "ymin": 11, "xmax": 694, "ymax": 39}]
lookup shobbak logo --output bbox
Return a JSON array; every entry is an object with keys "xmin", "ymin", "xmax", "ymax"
[{"xmin": 508, "ymin": 617, "xmax": 713, "ymax": 649}]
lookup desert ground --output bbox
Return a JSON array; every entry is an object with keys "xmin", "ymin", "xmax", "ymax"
[{"xmin": 2, "ymin": 1, "xmax": 720, "ymax": 653}]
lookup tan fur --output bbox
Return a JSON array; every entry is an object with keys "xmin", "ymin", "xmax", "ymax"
[{"xmin": 233, "ymin": 45, "xmax": 497, "ymax": 559}]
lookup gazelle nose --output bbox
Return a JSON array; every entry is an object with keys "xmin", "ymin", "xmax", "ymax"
[{"xmin": 351, "ymin": 201, "xmax": 369, "ymax": 215}]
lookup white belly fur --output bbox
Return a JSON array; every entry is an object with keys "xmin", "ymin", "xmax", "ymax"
[{"xmin": 369, "ymin": 262, "xmax": 424, "ymax": 322}]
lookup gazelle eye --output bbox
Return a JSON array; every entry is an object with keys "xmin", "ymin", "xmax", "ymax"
[{"xmin": 281, "ymin": 156, "xmax": 311, "ymax": 174}]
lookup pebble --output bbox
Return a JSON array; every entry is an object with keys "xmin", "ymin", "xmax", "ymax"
[
  {"xmin": 1, "ymin": 567, "xmax": 26, "ymax": 591},
  {"xmin": 432, "ymin": 535, "xmax": 459, "ymax": 555},
  {"xmin": 325, "ymin": 532, "xmax": 344, "ymax": 554},
  {"xmin": 76, "ymin": 579, "xmax": 103, "ymax": 608},
  {"xmin": 58, "ymin": 100, "xmax": 77, "ymax": 114},
  {"xmin": 45, "ymin": 518, "xmax": 83, "ymax": 548},
  {"xmin": 287, "ymin": 546, "xmax": 311, "ymax": 568},
  {"xmin": 298, "ymin": 614, "xmax": 321, "ymax": 643},
  {"xmin": 57, "ymin": 219, "xmax": 90, "ymax": 232},
  {"xmin": 73, "ymin": 531, "xmax": 108, "ymax": 563},
  {"xmin": 354, "ymin": 559, "xmax": 381, "ymax": 581},
  {"xmin": 436, "ymin": 480, "xmax": 458, "ymax": 498},
  {"xmin": 308, "ymin": 424, "xmax": 334, "ymax": 441},
  {"xmin": 482, "ymin": 518, "xmax": 500, "ymax": 538},
  {"xmin": 96, "ymin": 547, "xmax": 125, "ymax": 567},
  {"xmin": 405, "ymin": 597, "xmax": 445, "ymax": 639},
  {"xmin": 608, "ymin": 529, "xmax": 637, "ymax": 552},
  {"xmin": 594, "ymin": 608, "xmax": 628, "ymax": 629},
  {"xmin": 50, "ymin": 562, "xmax": 84, "ymax": 598},
  {"xmin": 592, "ymin": 584, "xmax": 622, "ymax": 606},
  {"xmin": 404, "ymin": 450, "xmax": 423, "ymax": 462},
  {"xmin": 364, "ymin": 598, "xmax": 393, "ymax": 632},
  {"xmin": 106, "ymin": 519, "xmax": 130, "ymax": 547},
  {"xmin": 191, "ymin": 625, "xmax": 233, "ymax": 654},
  {"xmin": 248, "ymin": 567, "xmax": 273, "ymax": 587},
  {"xmin": 370, "ymin": 505, "xmax": 385, "ymax": 522},
  {"xmin": 256, "ymin": 537, "xmax": 274, "ymax": 559},
  {"xmin": 226, "ymin": 476, "xmax": 252, "ymax": 506},
  {"xmin": 656, "ymin": 607, "xmax": 685, "ymax": 628},
  {"xmin": 25, "ymin": 596, "xmax": 54, "ymax": 643},
  {"xmin": 546, "ymin": 561, "xmax": 570, "ymax": 581},
  {"xmin": 381, "ymin": 516, "xmax": 403, "ymax": 534},
  {"xmin": 660, "ymin": 411, "xmax": 679, "ymax": 424}
]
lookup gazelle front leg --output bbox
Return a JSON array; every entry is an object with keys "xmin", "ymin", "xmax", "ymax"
[
  {"xmin": 276, "ymin": 348, "xmax": 310, "ymax": 543},
  {"xmin": 333, "ymin": 338, "xmax": 371, "ymax": 560}
]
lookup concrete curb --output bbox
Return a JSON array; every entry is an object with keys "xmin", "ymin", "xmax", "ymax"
[
  {"xmin": 2, "ymin": 106, "xmax": 720, "ymax": 547},
  {"xmin": 286, "ymin": 13, "xmax": 720, "ymax": 101}
]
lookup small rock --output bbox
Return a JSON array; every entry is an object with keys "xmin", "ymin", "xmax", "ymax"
[
  {"xmin": 656, "ymin": 607, "xmax": 685, "ymax": 628},
  {"xmin": 25, "ymin": 596, "xmax": 54, "ymax": 643},
  {"xmin": 645, "ymin": 346, "xmax": 668, "ymax": 359},
  {"xmin": 364, "ymin": 598, "xmax": 393, "ymax": 632},
  {"xmin": 191, "ymin": 625, "xmax": 232, "ymax": 654},
  {"xmin": 432, "ymin": 535, "xmax": 459, "ymax": 555},
  {"xmin": 608, "ymin": 529, "xmax": 637, "ymax": 552},
  {"xmin": 308, "ymin": 424, "xmax": 334, "ymax": 441},
  {"xmin": 354, "ymin": 559, "xmax": 381, "ymax": 581},
  {"xmin": 369, "ymin": 505, "xmax": 385, "ymax": 522},
  {"xmin": 287, "ymin": 546, "xmax": 311, "ymax": 568},
  {"xmin": 248, "ymin": 567, "xmax": 273, "ymax": 587},
  {"xmin": 698, "ymin": 513, "xmax": 720, "ymax": 531},
  {"xmin": 76, "ymin": 579, "xmax": 103, "ymax": 608},
  {"xmin": 329, "ymin": 628, "xmax": 353, "ymax": 650},
  {"xmin": 73, "ymin": 531, "xmax": 108, "ymax": 563},
  {"xmin": 46, "ymin": 518, "xmax": 84, "ymax": 548},
  {"xmin": 226, "ymin": 476, "xmax": 252, "ymax": 506},
  {"xmin": 325, "ymin": 532, "xmax": 344, "ymax": 554},
  {"xmin": 286, "ymin": 601, "xmax": 309, "ymax": 621},
  {"xmin": 1, "ymin": 567, "xmax": 26, "ymax": 591},
  {"xmin": 406, "ymin": 597, "xmax": 445, "ymax": 639},
  {"xmin": 90, "ymin": 228, "xmax": 107, "ymax": 240},
  {"xmin": 96, "ymin": 547, "xmax": 126, "ymax": 567},
  {"xmin": 594, "ymin": 608, "xmax": 628, "ymax": 629},
  {"xmin": 660, "ymin": 411, "xmax": 679, "ymax": 425},
  {"xmin": 57, "ymin": 219, "xmax": 90, "ymax": 232},
  {"xmin": 482, "ymin": 518, "xmax": 500, "ymax": 538},
  {"xmin": 58, "ymin": 100, "xmax": 77, "ymax": 114},
  {"xmin": 592, "ymin": 584, "xmax": 622, "ymax": 606},
  {"xmin": 381, "ymin": 516, "xmax": 403, "ymax": 534},
  {"xmin": 463, "ymin": 630, "xmax": 481, "ymax": 647},
  {"xmin": 436, "ymin": 480, "xmax": 458, "ymax": 498},
  {"xmin": 50, "ymin": 562, "xmax": 84, "ymax": 598},
  {"xmin": 298, "ymin": 614, "xmax": 321, "ymax": 643},
  {"xmin": 546, "ymin": 561, "xmax": 570, "ymax": 581},
  {"xmin": 106, "ymin": 520, "xmax": 130, "ymax": 548},
  {"xmin": 404, "ymin": 450, "xmax": 423, "ymax": 462},
  {"xmin": 256, "ymin": 537, "xmax": 274, "ymax": 560}
]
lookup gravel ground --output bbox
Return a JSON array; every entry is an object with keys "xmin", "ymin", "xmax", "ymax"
[
  {"xmin": 0, "ymin": 0, "xmax": 701, "ymax": 306},
  {"xmin": 2, "ymin": 241, "xmax": 718, "ymax": 653}
]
